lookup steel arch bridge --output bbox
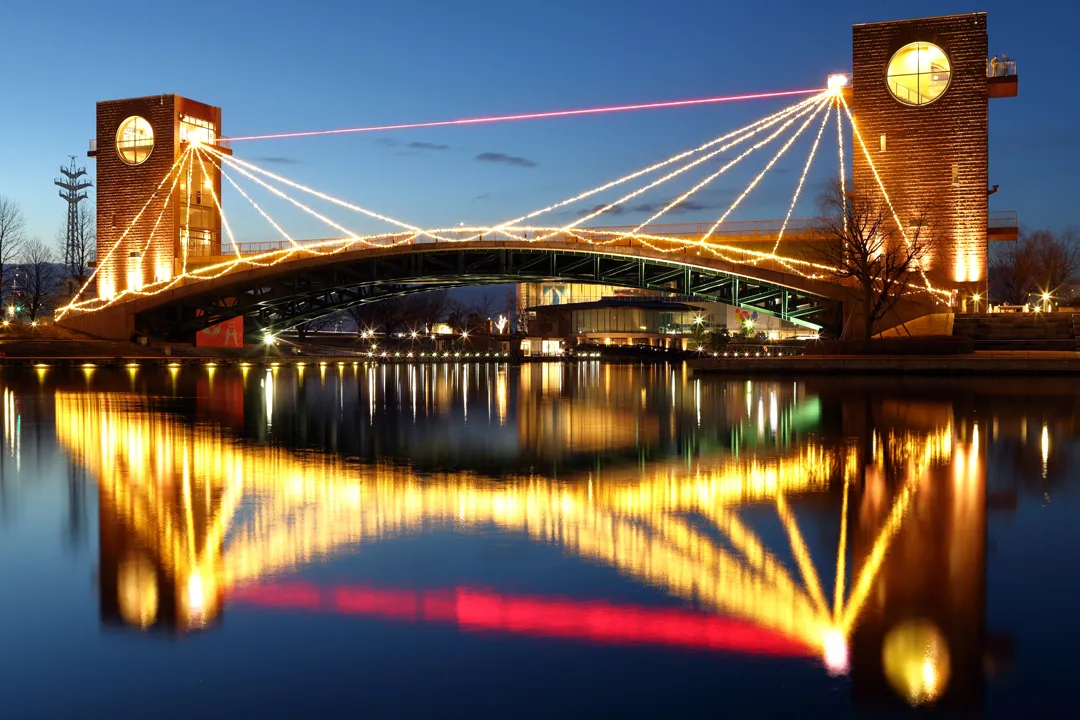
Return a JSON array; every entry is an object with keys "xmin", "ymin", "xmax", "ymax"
[{"xmin": 69, "ymin": 239, "xmax": 845, "ymax": 341}]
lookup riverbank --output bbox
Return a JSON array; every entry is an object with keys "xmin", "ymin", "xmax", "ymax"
[{"xmin": 689, "ymin": 350, "xmax": 1080, "ymax": 375}]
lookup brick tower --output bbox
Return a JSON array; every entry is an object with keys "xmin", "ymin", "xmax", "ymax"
[
  {"xmin": 89, "ymin": 95, "xmax": 227, "ymax": 299},
  {"xmin": 851, "ymin": 13, "xmax": 1016, "ymax": 299}
]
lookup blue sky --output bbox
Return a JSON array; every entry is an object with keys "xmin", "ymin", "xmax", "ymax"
[{"xmin": 0, "ymin": 0, "xmax": 1075, "ymax": 247}]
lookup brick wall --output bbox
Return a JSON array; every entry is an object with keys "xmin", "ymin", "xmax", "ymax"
[
  {"xmin": 96, "ymin": 95, "xmax": 179, "ymax": 297},
  {"xmin": 852, "ymin": 13, "xmax": 989, "ymax": 291},
  {"xmin": 95, "ymin": 94, "xmax": 224, "ymax": 298}
]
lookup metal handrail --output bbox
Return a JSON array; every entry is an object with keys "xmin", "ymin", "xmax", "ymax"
[
  {"xmin": 988, "ymin": 210, "xmax": 1017, "ymax": 228},
  {"xmin": 987, "ymin": 59, "xmax": 1017, "ymax": 78}
]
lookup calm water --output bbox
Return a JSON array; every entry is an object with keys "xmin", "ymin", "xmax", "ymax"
[{"xmin": 1, "ymin": 362, "xmax": 1078, "ymax": 717}]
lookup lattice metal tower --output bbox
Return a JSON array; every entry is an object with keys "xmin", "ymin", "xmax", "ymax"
[{"xmin": 55, "ymin": 156, "xmax": 92, "ymax": 276}]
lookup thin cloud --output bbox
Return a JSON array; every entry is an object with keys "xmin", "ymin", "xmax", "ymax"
[
  {"xmin": 407, "ymin": 141, "xmax": 450, "ymax": 151},
  {"xmin": 476, "ymin": 152, "xmax": 536, "ymax": 168},
  {"xmin": 251, "ymin": 156, "xmax": 300, "ymax": 164},
  {"xmin": 473, "ymin": 193, "xmax": 491, "ymax": 201}
]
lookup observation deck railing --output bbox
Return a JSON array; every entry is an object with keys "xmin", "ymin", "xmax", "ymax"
[
  {"xmin": 987, "ymin": 59, "xmax": 1017, "ymax": 77},
  {"xmin": 988, "ymin": 210, "xmax": 1018, "ymax": 229}
]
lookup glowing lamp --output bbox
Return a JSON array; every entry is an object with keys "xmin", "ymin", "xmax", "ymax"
[{"xmin": 827, "ymin": 74, "xmax": 849, "ymax": 91}]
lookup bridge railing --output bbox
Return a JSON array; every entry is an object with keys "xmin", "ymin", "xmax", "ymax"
[{"xmin": 222, "ymin": 219, "xmax": 823, "ymax": 258}]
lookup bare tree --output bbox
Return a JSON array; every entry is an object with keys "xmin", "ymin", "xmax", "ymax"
[
  {"xmin": 515, "ymin": 291, "xmax": 532, "ymax": 334},
  {"xmin": 20, "ymin": 239, "xmax": 60, "ymax": 322},
  {"xmin": 811, "ymin": 180, "xmax": 940, "ymax": 339},
  {"xmin": 73, "ymin": 204, "xmax": 96, "ymax": 280},
  {"xmin": 989, "ymin": 227, "xmax": 1080, "ymax": 304},
  {"xmin": 0, "ymin": 195, "xmax": 27, "ymax": 304}
]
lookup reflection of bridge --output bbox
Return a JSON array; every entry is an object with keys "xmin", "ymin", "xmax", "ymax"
[{"xmin": 54, "ymin": 388, "xmax": 977, "ymax": 703}]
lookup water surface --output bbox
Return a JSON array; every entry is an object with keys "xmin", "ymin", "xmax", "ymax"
[{"xmin": 1, "ymin": 363, "xmax": 1078, "ymax": 717}]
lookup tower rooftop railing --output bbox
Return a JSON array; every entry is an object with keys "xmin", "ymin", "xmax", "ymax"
[{"xmin": 987, "ymin": 58, "xmax": 1017, "ymax": 77}]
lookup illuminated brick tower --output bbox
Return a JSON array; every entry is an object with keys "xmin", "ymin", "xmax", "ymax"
[
  {"xmin": 851, "ymin": 13, "xmax": 1016, "ymax": 296},
  {"xmin": 89, "ymin": 95, "xmax": 227, "ymax": 299}
]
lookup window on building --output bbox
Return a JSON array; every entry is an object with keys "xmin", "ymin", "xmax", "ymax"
[
  {"xmin": 880, "ymin": 134, "xmax": 887, "ymax": 153},
  {"xmin": 116, "ymin": 116, "xmax": 154, "ymax": 165},
  {"xmin": 179, "ymin": 115, "xmax": 217, "ymax": 145},
  {"xmin": 886, "ymin": 42, "xmax": 952, "ymax": 106},
  {"xmin": 951, "ymin": 164, "xmax": 959, "ymax": 185}
]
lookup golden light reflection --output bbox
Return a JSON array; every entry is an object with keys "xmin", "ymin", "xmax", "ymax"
[
  {"xmin": 56, "ymin": 391, "xmax": 956, "ymax": 673},
  {"xmin": 882, "ymin": 620, "xmax": 952, "ymax": 705}
]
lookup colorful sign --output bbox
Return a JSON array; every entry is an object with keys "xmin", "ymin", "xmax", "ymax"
[{"xmin": 196, "ymin": 316, "xmax": 243, "ymax": 347}]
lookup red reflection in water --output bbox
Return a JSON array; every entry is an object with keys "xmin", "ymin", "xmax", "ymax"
[{"xmin": 231, "ymin": 584, "xmax": 811, "ymax": 657}]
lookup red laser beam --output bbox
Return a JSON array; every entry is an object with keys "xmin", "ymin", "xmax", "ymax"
[
  {"xmin": 229, "ymin": 583, "xmax": 814, "ymax": 657},
  {"xmin": 221, "ymin": 88, "xmax": 825, "ymax": 143}
]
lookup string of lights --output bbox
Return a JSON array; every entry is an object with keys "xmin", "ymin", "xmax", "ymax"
[
  {"xmin": 202, "ymin": 145, "xmax": 450, "ymax": 244},
  {"xmin": 835, "ymin": 95, "xmax": 848, "ymax": 238},
  {"xmin": 621, "ymin": 95, "xmax": 830, "ymax": 244},
  {"xmin": 133, "ymin": 152, "xmax": 190, "ymax": 285},
  {"xmin": 838, "ymin": 93, "xmax": 944, "ymax": 299},
  {"xmin": 195, "ymin": 149, "xmax": 242, "ymax": 259},
  {"xmin": 536, "ymin": 94, "xmax": 828, "ymax": 243},
  {"xmin": 476, "ymin": 94, "xmax": 824, "ymax": 242},
  {"xmin": 769, "ymin": 98, "xmax": 834, "ymax": 258},
  {"xmin": 58, "ymin": 149, "xmax": 196, "ymax": 316},
  {"xmin": 203, "ymin": 152, "xmax": 301, "ymax": 251},
  {"xmin": 701, "ymin": 96, "xmax": 831, "ymax": 246}
]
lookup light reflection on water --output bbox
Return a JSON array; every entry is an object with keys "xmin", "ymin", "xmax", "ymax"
[{"xmin": 1, "ymin": 364, "xmax": 1078, "ymax": 716}]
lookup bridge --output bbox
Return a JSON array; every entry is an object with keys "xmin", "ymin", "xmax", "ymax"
[
  {"xmin": 58, "ymin": 14, "xmax": 1017, "ymax": 341},
  {"xmin": 70, "ymin": 231, "xmax": 845, "ymax": 341}
]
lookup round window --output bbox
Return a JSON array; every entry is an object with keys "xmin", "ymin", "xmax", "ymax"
[
  {"xmin": 116, "ymin": 116, "xmax": 155, "ymax": 165},
  {"xmin": 886, "ymin": 42, "xmax": 951, "ymax": 106}
]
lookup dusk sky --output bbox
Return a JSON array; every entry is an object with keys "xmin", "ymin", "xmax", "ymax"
[{"xmin": 1, "ymin": 0, "xmax": 1075, "ymax": 247}]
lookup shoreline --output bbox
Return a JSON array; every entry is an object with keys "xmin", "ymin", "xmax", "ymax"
[{"xmin": 689, "ymin": 351, "xmax": 1080, "ymax": 375}]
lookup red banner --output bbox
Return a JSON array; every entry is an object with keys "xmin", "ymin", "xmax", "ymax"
[{"xmin": 196, "ymin": 316, "xmax": 244, "ymax": 347}]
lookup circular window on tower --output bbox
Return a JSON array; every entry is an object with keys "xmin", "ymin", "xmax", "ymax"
[
  {"xmin": 115, "ymin": 116, "xmax": 155, "ymax": 165},
  {"xmin": 886, "ymin": 42, "xmax": 952, "ymax": 106}
]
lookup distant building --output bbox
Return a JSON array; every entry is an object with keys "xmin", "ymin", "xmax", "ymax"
[{"xmin": 517, "ymin": 281, "xmax": 803, "ymax": 355}]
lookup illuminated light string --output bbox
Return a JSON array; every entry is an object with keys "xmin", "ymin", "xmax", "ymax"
[
  {"xmin": 205, "ymin": 95, "xmax": 822, "ymax": 249},
  {"xmin": 194, "ymin": 148, "xmax": 242, "ymax": 259},
  {"xmin": 621, "ymin": 95, "xmax": 830, "ymax": 241},
  {"xmin": 701, "ymin": 96, "xmax": 831, "ymax": 247},
  {"xmin": 183, "ymin": 145, "xmax": 195, "ymax": 275},
  {"xmin": 221, "ymin": 87, "xmax": 826, "ymax": 143},
  {"xmin": 769, "ymin": 97, "xmax": 834, "ymax": 258},
  {"xmin": 835, "ymin": 95, "xmax": 848, "ymax": 238},
  {"xmin": 58, "ymin": 149, "xmax": 195, "ymax": 317},
  {"xmin": 480, "ymin": 93, "xmax": 824, "ymax": 243},
  {"xmin": 200, "ymin": 148, "xmax": 413, "ymax": 256},
  {"xmin": 134, "ymin": 151, "xmax": 191, "ymax": 285},
  {"xmin": 202, "ymin": 152, "xmax": 302, "ymax": 251},
  {"xmin": 195, "ymin": 148, "xmax": 374, "ymax": 257},
  {"xmin": 838, "ymin": 93, "xmax": 946, "ymax": 300},
  {"xmin": 533, "ymin": 94, "xmax": 829, "ymax": 244},
  {"xmin": 201, "ymin": 144, "xmax": 450, "ymax": 244}
]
